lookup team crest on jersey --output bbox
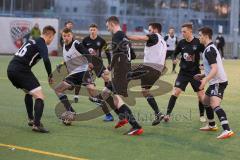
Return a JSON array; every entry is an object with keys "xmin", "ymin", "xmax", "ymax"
[
  {"xmin": 10, "ymin": 20, "xmax": 31, "ymax": 48},
  {"xmin": 97, "ymin": 41, "xmax": 101, "ymax": 46},
  {"xmin": 192, "ymin": 45, "xmax": 197, "ymax": 50}
]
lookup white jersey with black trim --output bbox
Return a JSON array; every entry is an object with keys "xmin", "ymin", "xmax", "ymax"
[
  {"xmin": 144, "ymin": 33, "xmax": 167, "ymax": 71},
  {"xmin": 203, "ymin": 43, "xmax": 227, "ymax": 85},
  {"xmin": 166, "ymin": 35, "xmax": 177, "ymax": 51},
  {"xmin": 63, "ymin": 40, "xmax": 88, "ymax": 75}
]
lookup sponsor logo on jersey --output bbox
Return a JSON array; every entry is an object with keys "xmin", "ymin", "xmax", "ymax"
[{"xmin": 10, "ymin": 20, "xmax": 31, "ymax": 48}]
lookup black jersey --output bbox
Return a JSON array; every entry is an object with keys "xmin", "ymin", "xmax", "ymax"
[
  {"xmin": 174, "ymin": 37, "xmax": 204, "ymax": 74},
  {"xmin": 8, "ymin": 37, "xmax": 52, "ymax": 76},
  {"xmin": 111, "ymin": 31, "xmax": 132, "ymax": 66},
  {"xmin": 82, "ymin": 36, "xmax": 108, "ymax": 57}
]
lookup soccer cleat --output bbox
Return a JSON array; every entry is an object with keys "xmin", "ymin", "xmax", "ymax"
[
  {"xmin": 89, "ymin": 96, "xmax": 103, "ymax": 106},
  {"xmin": 73, "ymin": 96, "xmax": 79, "ymax": 103},
  {"xmin": 163, "ymin": 115, "xmax": 170, "ymax": 122},
  {"xmin": 200, "ymin": 125, "xmax": 218, "ymax": 131},
  {"xmin": 115, "ymin": 119, "xmax": 128, "ymax": 128},
  {"xmin": 199, "ymin": 116, "xmax": 207, "ymax": 123},
  {"xmin": 61, "ymin": 111, "xmax": 76, "ymax": 121},
  {"xmin": 32, "ymin": 124, "xmax": 49, "ymax": 133},
  {"xmin": 217, "ymin": 130, "xmax": 234, "ymax": 139},
  {"xmin": 124, "ymin": 128, "xmax": 144, "ymax": 136},
  {"xmin": 152, "ymin": 113, "xmax": 164, "ymax": 126},
  {"xmin": 28, "ymin": 119, "xmax": 34, "ymax": 126},
  {"xmin": 103, "ymin": 114, "xmax": 114, "ymax": 122}
]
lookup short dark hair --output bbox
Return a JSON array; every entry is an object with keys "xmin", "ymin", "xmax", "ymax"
[
  {"xmin": 149, "ymin": 23, "xmax": 162, "ymax": 33},
  {"xmin": 42, "ymin": 25, "xmax": 56, "ymax": 35},
  {"xmin": 169, "ymin": 26, "xmax": 175, "ymax": 30},
  {"xmin": 181, "ymin": 23, "xmax": 193, "ymax": 30},
  {"xmin": 65, "ymin": 20, "xmax": 73, "ymax": 26},
  {"xmin": 62, "ymin": 27, "xmax": 73, "ymax": 34},
  {"xmin": 198, "ymin": 26, "xmax": 213, "ymax": 39},
  {"xmin": 106, "ymin": 16, "xmax": 120, "ymax": 25},
  {"xmin": 89, "ymin": 23, "xmax": 98, "ymax": 28}
]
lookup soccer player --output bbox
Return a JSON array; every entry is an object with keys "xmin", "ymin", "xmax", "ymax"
[
  {"xmin": 127, "ymin": 22, "xmax": 167, "ymax": 126},
  {"xmin": 163, "ymin": 23, "xmax": 206, "ymax": 123},
  {"xmin": 7, "ymin": 25, "xmax": 56, "ymax": 133},
  {"xmin": 215, "ymin": 33, "xmax": 225, "ymax": 59},
  {"xmin": 60, "ymin": 20, "xmax": 74, "ymax": 47},
  {"xmin": 104, "ymin": 16, "xmax": 143, "ymax": 135},
  {"xmin": 164, "ymin": 27, "xmax": 178, "ymax": 73},
  {"xmin": 195, "ymin": 27, "xmax": 234, "ymax": 139},
  {"xmin": 73, "ymin": 23, "xmax": 114, "ymax": 121},
  {"xmin": 54, "ymin": 28, "xmax": 96, "ymax": 125}
]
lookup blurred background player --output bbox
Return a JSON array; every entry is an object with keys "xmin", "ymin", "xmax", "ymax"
[
  {"xmin": 196, "ymin": 26, "xmax": 234, "ymax": 139},
  {"xmin": 74, "ymin": 23, "xmax": 114, "ymax": 121},
  {"xmin": 7, "ymin": 25, "xmax": 56, "ymax": 133},
  {"xmin": 215, "ymin": 33, "xmax": 225, "ymax": 59},
  {"xmin": 60, "ymin": 20, "xmax": 74, "ymax": 47},
  {"xmin": 164, "ymin": 27, "xmax": 178, "ymax": 73},
  {"xmin": 127, "ymin": 22, "xmax": 167, "ymax": 126},
  {"xmin": 163, "ymin": 23, "xmax": 206, "ymax": 123},
  {"xmin": 30, "ymin": 23, "xmax": 41, "ymax": 40}
]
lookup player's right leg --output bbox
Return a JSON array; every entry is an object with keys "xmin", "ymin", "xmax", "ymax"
[
  {"xmin": 199, "ymin": 94, "xmax": 218, "ymax": 131},
  {"xmin": 54, "ymin": 81, "xmax": 75, "ymax": 112}
]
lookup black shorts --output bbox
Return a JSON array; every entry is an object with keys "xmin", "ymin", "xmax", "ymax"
[
  {"xmin": 131, "ymin": 64, "xmax": 161, "ymax": 89},
  {"xmin": 205, "ymin": 82, "xmax": 228, "ymax": 99},
  {"xmin": 165, "ymin": 50, "xmax": 175, "ymax": 60},
  {"xmin": 111, "ymin": 55, "xmax": 130, "ymax": 97},
  {"xmin": 64, "ymin": 71, "xmax": 93, "ymax": 87},
  {"xmin": 92, "ymin": 56, "xmax": 106, "ymax": 78},
  {"xmin": 7, "ymin": 70, "xmax": 40, "ymax": 92},
  {"xmin": 174, "ymin": 72, "xmax": 202, "ymax": 92}
]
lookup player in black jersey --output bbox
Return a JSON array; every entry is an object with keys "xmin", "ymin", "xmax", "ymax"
[
  {"xmin": 73, "ymin": 24, "xmax": 114, "ymax": 121},
  {"xmin": 163, "ymin": 23, "xmax": 206, "ymax": 123},
  {"xmin": 103, "ymin": 16, "xmax": 143, "ymax": 135},
  {"xmin": 7, "ymin": 25, "xmax": 56, "ymax": 133}
]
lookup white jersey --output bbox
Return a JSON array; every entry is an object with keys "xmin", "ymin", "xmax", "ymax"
[
  {"xmin": 202, "ymin": 43, "xmax": 227, "ymax": 85},
  {"xmin": 144, "ymin": 33, "xmax": 167, "ymax": 72},
  {"xmin": 165, "ymin": 35, "xmax": 177, "ymax": 51},
  {"xmin": 63, "ymin": 40, "xmax": 88, "ymax": 75}
]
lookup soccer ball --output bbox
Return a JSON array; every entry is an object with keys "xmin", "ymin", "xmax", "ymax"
[{"xmin": 61, "ymin": 111, "xmax": 75, "ymax": 121}]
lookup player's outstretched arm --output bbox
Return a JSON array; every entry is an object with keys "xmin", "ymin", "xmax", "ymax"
[{"xmin": 127, "ymin": 35, "xmax": 149, "ymax": 41}]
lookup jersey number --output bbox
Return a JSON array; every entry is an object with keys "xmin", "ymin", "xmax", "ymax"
[{"xmin": 15, "ymin": 43, "xmax": 31, "ymax": 57}]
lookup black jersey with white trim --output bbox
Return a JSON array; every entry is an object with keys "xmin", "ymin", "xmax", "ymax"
[{"xmin": 9, "ymin": 37, "xmax": 49, "ymax": 70}]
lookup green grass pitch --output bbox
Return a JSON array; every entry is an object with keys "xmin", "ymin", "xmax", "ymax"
[{"xmin": 0, "ymin": 55, "xmax": 239, "ymax": 160}]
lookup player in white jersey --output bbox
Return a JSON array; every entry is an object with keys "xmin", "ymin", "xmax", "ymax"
[
  {"xmin": 128, "ymin": 22, "xmax": 167, "ymax": 126},
  {"xmin": 195, "ymin": 27, "xmax": 234, "ymax": 139},
  {"xmin": 54, "ymin": 28, "xmax": 95, "ymax": 125},
  {"xmin": 164, "ymin": 27, "xmax": 178, "ymax": 73}
]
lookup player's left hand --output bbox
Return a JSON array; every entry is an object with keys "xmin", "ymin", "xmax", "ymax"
[{"xmin": 194, "ymin": 74, "xmax": 205, "ymax": 81}]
